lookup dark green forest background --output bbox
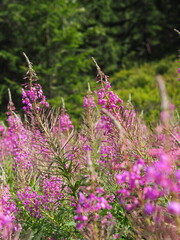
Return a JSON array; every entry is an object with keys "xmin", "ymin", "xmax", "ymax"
[{"xmin": 0, "ymin": 0, "xmax": 180, "ymax": 123}]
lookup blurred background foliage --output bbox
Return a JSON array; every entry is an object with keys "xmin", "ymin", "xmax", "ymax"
[
  {"xmin": 111, "ymin": 56, "xmax": 180, "ymax": 123},
  {"xmin": 0, "ymin": 0, "xmax": 180, "ymax": 123}
]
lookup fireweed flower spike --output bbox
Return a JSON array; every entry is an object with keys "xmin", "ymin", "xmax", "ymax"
[
  {"xmin": 22, "ymin": 53, "xmax": 49, "ymax": 114},
  {"xmin": 92, "ymin": 58, "xmax": 126, "ymax": 172}
]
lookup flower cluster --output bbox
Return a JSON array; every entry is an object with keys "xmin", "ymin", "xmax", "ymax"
[
  {"xmin": 0, "ymin": 114, "xmax": 30, "ymax": 168},
  {"xmin": 74, "ymin": 187, "xmax": 115, "ymax": 239},
  {"xmin": 83, "ymin": 95, "xmax": 96, "ymax": 109},
  {"xmin": 59, "ymin": 112, "xmax": 74, "ymax": 132},
  {"xmin": 22, "ymin": 69, "xmax": 49, "ymax": 114},
  {"xmin": 146, "ymin": 153, "xmax": 177, "ymax": 193},
  {"xmin": 116, "ymin": 153, "xmax": 180, "ymax": 208},
  {"xmin": 17, "ymin": 187, "xmax": 46, "ymax": 218},
  {"xmin": 52, "ymin": 104, "xmax": 74, "ymax": 134},
  {"xmin": 0, "ymin": 186, "xmax": 21, "ymax": 239},
  {"xmin": 115, "ymin": 146, "xmax": 180, "ymax": 236},
  {"xmin": 94, "ymin": 76, "xmax": 123, "ymax": 111},
  {"xmin": 1, "ymin": 113, "xmax": 47, "ymax": 171},
  {"xmin": 22, "ymin": 82, "xmax": 49, "ymax": 113},
  {"xmin": 116, "ymin": 159, "xmax": 146, "ymax": 211},
  {"xmin": 17, "ymin": 176, "xmax": 63, "ymax": 218},
  {"xmin": 75, "ymin": 191, "xmax": 112, "ymax": 228}
]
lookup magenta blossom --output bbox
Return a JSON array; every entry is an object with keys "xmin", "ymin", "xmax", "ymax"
[
  {"xmin": 83, "ymin": 96, "xmax": 96, "ymax": 108},
  {"xmin": 22, "ymin": 83, "xmax": 49, "ymax": 113},
  {"xmin": 59, "ymin": 113, "xmax": 74, "ymax": 132},
  {"xmin": 22, "ymin": 68, "xmax": 49, "ymax": 114},
  {"xmin": 167, "ymin": 201, "xmax": 180, "ymax": 215}
]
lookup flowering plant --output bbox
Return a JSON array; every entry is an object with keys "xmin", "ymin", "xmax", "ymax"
[{"xmin": 0, "ymin": 54, "xmax": 179, "ymax": 239}]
